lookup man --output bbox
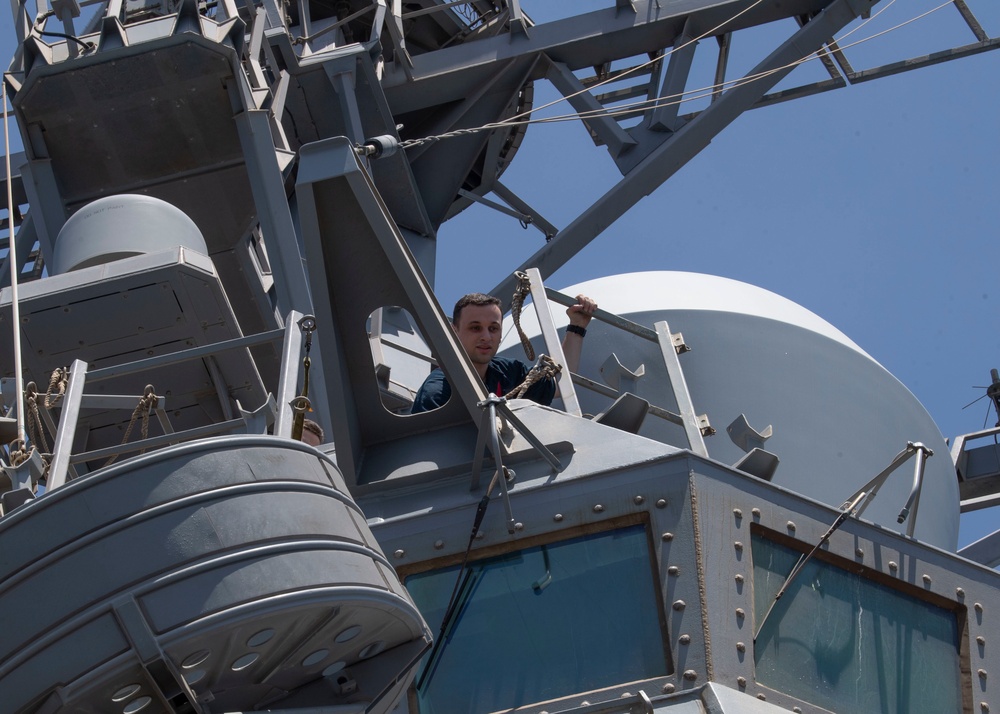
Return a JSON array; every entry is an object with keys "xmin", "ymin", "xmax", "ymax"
[{"xmin": 410, "ymin": 292, "xmax": 597, "ymax": 413}]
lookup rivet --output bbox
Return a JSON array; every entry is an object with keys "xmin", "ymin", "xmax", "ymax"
[
  {"xmin": 735, "ymin": 574, "xmax": 744, "ymax": 584},
  {"xmin": 757, "ymin": 693, "xmax": 766, "ymax": 700},
  {"xmin": 662, "ymin": 683, "xmax": 675, "ymax": 693},
  {"xmin": 593, "ymin": 504, "xmax": 605, "ymax": 513},
  {"xmin": 514, "ymin": 522, "xmax": 524, "ymax": 531},
  {"xmin": 433, "ymin": 540, "xmax": 444, "ymax": 550},
  {"xmin": 786, "ymin": 521, "xmax": 796, "ymax": 532},
  {"xmin": 889, "ymin": 561, "xmax": 898, "ymax": 571},
  {"xmin": 976, "ymin": 603, "xmax": 984, "ymax": 613},
  {"xmin": 668, "ymin": 566, "xmax": 680, "ymax": 576},
  {"xmin": 793, "ymin": 709, "xmax": 802, "ymax": 713},
  {"xmin": 679, "ymin": 634, "xmax": 691, "ymax": 645},
  {"xmin": 977, "ymin": 636, "xmax": 986, "ymax": 646},
  {"xmin": 922, "ymin": 574, "xmax": 932, "ymax": 584},
  {"xmin": 621, "ymin": 692, "xmax": 632, "ymax": 698},
  {"xmin": 634, "ymin": 495, "xmax": 645, "ymax": 505},
  {"xmin": 751, "ymin": 508, "xmax": 761, "ymax": 519},
  {"xmin": 957, "ymin": 587, "xmax": 966, "ymax": 598},
  {"xmin": 683, "ymin": 670, "xmax": 697, "ymax": 681},
  {"xmin": 981, "ymin": 703, "xmax": 989, "ymax": 713},
  {"xmin": 737, "ymin": 676, "xmax": 746, "ymax": 687},
  {"xmin": 673, "ymin": 600, "xmax": 686, "ymax": 611},
  {"xmin": 855, "ymin": 548, "xmax": 864, "ymax": 558},
  {"xmin": 662, "ymin": 532, "xmax": 674, "ymax": 541},
  {"xmin": 734, "ymin": 541, "xmax": 743, "ymax": 551},
  {"xmin": 979, "ymin": 669, "xmax": 987, "ymax": 680},
  {"xmin": 656, "ymin": 499, "xmax": 668, "ymax": 509},
  {"xmin": 393, "ymin": 549, "xmax": 405, "ymax": 559},
  {"xmin": 736, "ymin": 642, "xmax": 746, "ymax": 652},
  {"xmin": 475, "ymin": 532, "xmax": 485, "ymax": 540},
  {"xmin": 736, "ymin": 608, "xmax": 745, "ymax": 619},
  {"xmin": 733, "ymin": 508, "xmax": 742, "ymax": 518},
  {"xmin": 554, "ymin": 513, "xmax": 564, "ymax": 522}
]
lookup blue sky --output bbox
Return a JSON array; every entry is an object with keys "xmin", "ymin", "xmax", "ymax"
[{"xmin": 2, "ymin": 1, "xmax": 998, "ymax": 547}]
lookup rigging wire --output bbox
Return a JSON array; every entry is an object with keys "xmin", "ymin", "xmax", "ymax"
[
  {"xmin": 398, "ymin": 0, "xmax": 949, "ymax": 149},
  {"xmin": 2, "ymin": 81, "xmax": 27, "ymax": 454}
]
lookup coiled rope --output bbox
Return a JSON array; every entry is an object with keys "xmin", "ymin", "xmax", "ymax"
[{"xmin": 510, "ymin": 271, "xmax": 535, "ymax": 361}]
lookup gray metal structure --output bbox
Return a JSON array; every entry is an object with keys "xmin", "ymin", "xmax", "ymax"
[{"xmin": 0, "ymin": 1, "xmax": 998, "ymax": 713}]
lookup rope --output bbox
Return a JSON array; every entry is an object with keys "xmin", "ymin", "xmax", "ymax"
[
  {"xmin": 104, "ymin": 385, "xmax": 158, "ymax": 467},
  {"xmin": 44, "ymin": 367, "xmax": 68, "ymax": 408},
  {"xmin": 506, "ymin": 355, "xmax": 561, "ymax": 401},
  {"xmin": 23, "ymin": 381, "xmax": 50, "ymax": 454},
  {"xmin": 510, "ymin": 271, "xmax": 535, "ymax": 361}
]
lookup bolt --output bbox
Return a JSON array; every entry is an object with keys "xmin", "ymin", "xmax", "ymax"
[
  {"xmin": 683, "ymin": 670, "xmax": 697, "ymax": 681},
  {"xmin": 922, "ymin": 574, "xmax": 932, "ymax": 585},
  {"xmin": 977, "ymin": 636, "xmax": 986, "ymax": 647},
  {"xmin": 736, "ymin": 642, "xmax": 746, "ymax": 652},
  {"xmin": 662, "ymin": 532, "xmax": 674, "ymax": 541},
  {"xmin": 976, "ymin": 603, "xmax": 984, "ymax": 613},
  {"xmin": 656, "ymin": 499, "xmax": 668, "ymax": 508},
  {"xmin": 757, "ymin": 693, "xmax": 767, "ymax": 701},
  {"xmin": 981, "ymin": 703, "xmax": 989, "ymax": 713},
  {"xmin": 593, "ymin": 504, "xmax": 605, "ymax": 513},
  {"xmin": 979, "ymin": 669, "xmax": 988, "ymax": 680},
  {"xmin": 433, "ymin": 540, "xmax": 444, "ymax": 550},
  {"xmin": 735, "ymin": 574, "xmax": 744, "ymax": 584},
  {"xmin": 679, "ymin": 634, "xmax": 691, "ymax": 645},
  {"xmin": 957, "ymin": 587, "xmax": 966, "ymax": 598},
  {"xmin": 554, "ymin": 513, "xmax": 564, "ymax": 522},
  {"xmin": 662, "ymin": 683, "xmax": 675, "ymax": 693},
  {"xmin": 737, "ymin": 677, "xmax": 746, "ymax": 687},
  {"xmin": 634, "ymin": 495, "xmax": 645, "ymax": 505},
  {"xmin": 393, "ymin": 549, "xmax": 405, "ymax": 559},
  {"xmin": 668, "ymin": 566, "xmax": 680, "ymax": 576},
  {"xmin": 514, "ymin": 522, "xmax": 524, "ymax": 531},
  {"xmin": 855, "ymin": 548, "xmax": 864, "ymax": 558},
  {"xmin": 751, "ymin": 508, "xmax": 761, "ymax": 519},
  {"xmin": 786, "ymin": 521, "xmax": 796, "ymax": 532},
  {"xmin": 673, "ymin": 600, "xmax": 686, "ymax": 611},
  {"xmin": 734, "ymin": 541, "xmax": 743, "ymax": 551},
  {"xmin": 736, "ymin": 608, "xmax": 745, "ymax": 619},
  {"xmin": 733, "ymin": 508, "xmax": 742, "ymax": 518},
  {"xmin": 889, "ymin": 561, "xmax": 898, "ymax": 571}
]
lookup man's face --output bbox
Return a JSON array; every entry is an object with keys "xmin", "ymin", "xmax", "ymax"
[{"xmin": 454, "ymin": 303, "xmax": 503, "ymax": 369}]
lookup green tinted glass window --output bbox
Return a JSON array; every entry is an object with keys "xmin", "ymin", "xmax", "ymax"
[
  {"xmin": 753, "ymin": 534, "xmax": 962, "ymax": 714},
  {"xmin": 407, "ymin": 525, "xmax": 668, "ymax": 713}
]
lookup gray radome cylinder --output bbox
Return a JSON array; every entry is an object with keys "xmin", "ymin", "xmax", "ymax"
[
  {"xmin": 500, "ymin": 272, "xmax": 958, "ymax": 550},
  {"xmin": 51, "ymin": 195, "xmax": 207, "ymax": 274}
]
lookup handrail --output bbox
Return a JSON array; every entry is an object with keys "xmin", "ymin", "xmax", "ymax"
[{"xmin": 42, "ymin": 315, "xmax": 306, "ymax": 493}]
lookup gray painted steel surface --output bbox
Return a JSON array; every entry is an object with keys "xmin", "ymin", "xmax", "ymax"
[{"xmin": 0, "ymin": 436, "xmax": 429, "ymax": 712}]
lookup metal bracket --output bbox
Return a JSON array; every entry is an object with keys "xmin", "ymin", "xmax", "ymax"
[{"xmin": 469, "ymin": 394, "xmax": 563, "ymax": 533}]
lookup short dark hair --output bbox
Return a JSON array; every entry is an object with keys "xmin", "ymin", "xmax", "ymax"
[
  {"xmin": 452, "ymin": 293, "xmax": 501, "ymax": 325},
  {"xmin": 302, "ymin": 418, "xmax": 324, "ymax": 442}
]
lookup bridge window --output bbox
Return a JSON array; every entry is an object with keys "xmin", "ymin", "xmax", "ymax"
[
  {"xmin": 752, "ymin": 532, "xmax": 964, "ymax": 714},
  {"xmin": 406, "ymin": 523, "xmax": 669, "ymax": 713}
]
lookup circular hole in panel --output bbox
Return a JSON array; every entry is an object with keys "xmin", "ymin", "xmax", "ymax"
[
  {"xmin": 184, "ymin": 669, "xmax": 206, "ymax": 685},
  {"xmin": 181, "ymin": 649, "xmax": 211, "ymax": 669},
  {"xmin": 302, "ymin": 649, "xmax": 329, "ymax": 667},
  {"xmin": 323, "ymin": 661, "xmax": 347, "ymax": 677},
  {"xmin": 247, "ymin": 629, "xmax": 275, "ymax": 647},
  {"xmin": 111, "ymin": 684, "xmax": 141, "ymax": 702},
  {"xmin": 231, "ymin": 653, "xmax": 259, "ymax": 671},
  {"xmin": 335, "ymin": 625, "xmax": 362, "ymax": 643},
  {"xmin": 359, "ymin": 640, "xmax": 386, "ymax": 659},
  {"xmin": 122, "ymin": 696, "xmax": 152, "ymax": 714}
]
